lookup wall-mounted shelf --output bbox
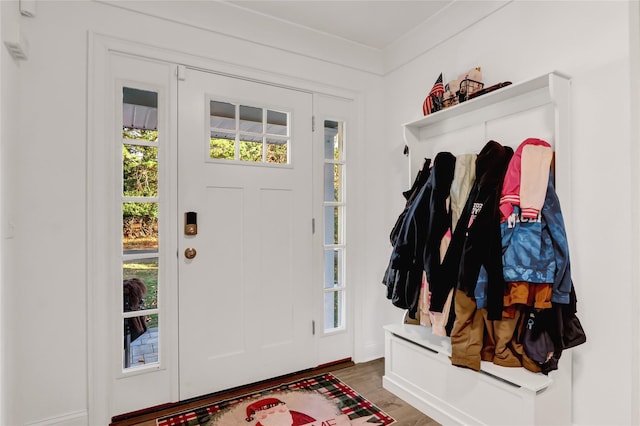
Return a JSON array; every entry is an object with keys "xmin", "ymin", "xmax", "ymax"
[
  {"xmin": 403, "ymin": 72, "xmax": 569, "ymax": 131},
  {"xmin": 403, "ymin": 71, "xmax": 572, "ymax": 221}
]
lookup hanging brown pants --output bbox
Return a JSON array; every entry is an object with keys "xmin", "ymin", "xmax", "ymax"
[{"xmin": 450, "ymin": 290, "xmax": 540, "ymax": 372}]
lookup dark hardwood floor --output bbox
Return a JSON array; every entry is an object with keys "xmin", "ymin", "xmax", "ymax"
[{"xmin": 115, "ymin": 358, "xmax": 439, "ymax": 426}]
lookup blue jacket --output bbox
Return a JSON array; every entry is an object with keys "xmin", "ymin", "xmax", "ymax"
[
  {"xmin": 500, "ymin": 172, "xmax": 571, "ymax": 304},
  {"xmin": 386, "ymin": 152, "xmax": 456, "ymax": 317}
]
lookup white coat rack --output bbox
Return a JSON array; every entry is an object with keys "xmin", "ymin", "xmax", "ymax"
[{"xmin": 384, "ymin": 72, "xmax": 573, "ymax": 425}]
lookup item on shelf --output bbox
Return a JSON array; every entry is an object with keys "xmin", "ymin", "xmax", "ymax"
[
  {"xmin": 459, "ymin": 66, "xmax": 483, "ymax": 82},
  {"xmin": 458, "ymin": 67, "xmax": 484, "ymax": 100},
  {"xmin": 468, "ymin": 81, "xmax": 513, "ymax": 100},
  {"xmin": 458, "ymin": 78, "xmax": 484, "ymax": 102},
  {"xmin": 422, "ymin": 73, "xmax": 445, "ymax": 116},
  {"xmin": 443, "ymin": 79, "xmax": 460, "ymax": 108},
  {"xmin": 443, "ymin": 66, "xmax": 485, "ymax": 108}
]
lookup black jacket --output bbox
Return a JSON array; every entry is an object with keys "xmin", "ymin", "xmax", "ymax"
[
  {"xmin": 435, "ymin": 141, "xmax": 513, "ymax": 320},
  {"xmin": 421, "ymin": 152, "xmax": 456, "ymax": 310},
  {"xmin": 383, "ymin": 159, "xmax": 430, "ymax": 313},
  {"xmin": 384, "ymin": 153, "xmax": 456, "ymax": 317}
]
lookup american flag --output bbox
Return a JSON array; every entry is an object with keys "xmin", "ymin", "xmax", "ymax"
[{"xmin": 422, "ymin": 73, "xmax": 445, "ymax": 115}]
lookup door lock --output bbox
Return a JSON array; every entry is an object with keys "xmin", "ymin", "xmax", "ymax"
[
  {"xmin": 184, "ymin": 247, "xmax": 197, "ymax": 259},
  {"xmin": 185, "ymin": 212, "xmax": 197, "ymax": 236}
]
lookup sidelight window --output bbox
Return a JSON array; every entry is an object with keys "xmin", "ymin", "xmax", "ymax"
[
  {"xmin": 121, "ymin": 87, "xmax": 160, "ymax": 370},
  {"xmin": 323, "ymin": 120, "xmax": 346, "ymax": 331}
]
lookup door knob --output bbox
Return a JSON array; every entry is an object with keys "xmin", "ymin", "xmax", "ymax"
[{"xmin": 184, "ymin": 247, "xmax": 197, "ymax": 259}]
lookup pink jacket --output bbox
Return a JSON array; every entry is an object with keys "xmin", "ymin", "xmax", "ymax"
[{"xmin": 499, "ymin": 138, "xmax": 553, "ymax": 220}]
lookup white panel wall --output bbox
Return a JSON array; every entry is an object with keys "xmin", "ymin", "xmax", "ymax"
[
  {"xmin": 629, "ymin": 3, "xmax": 640, "ymax": 424},
  {"xmin": 381, "ymin": 1, "xmax": 633, "ymax": 425},
  {"xmin": 0, "ymin": 2, "xmax": 19, "ymax": 425},
  {"xmin": 1, "ymin": 1, "xmax": 384, "ymax": 424},
  {"xmin": 2, "ymin": 1, "xmax": 89, "ymax": 423},
  {"xmin": 1, "ymin": 0, "xmax": 637, "ymax": 425}
]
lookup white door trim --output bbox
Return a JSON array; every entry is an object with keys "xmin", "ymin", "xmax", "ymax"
[
  {"xmin": 88, "ymin": 31, "xmax": 360, "ymax": 425},
  {"xmin": 88, "ymin": 36, "xmax": 180, "ymax": 424}
]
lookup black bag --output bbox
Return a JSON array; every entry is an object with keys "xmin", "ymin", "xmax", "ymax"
[
  {"xmin": 562, "ymin": 312, "xmax": 586, "ymax": 349},
  {"xmin": 561, "ymin": 284, "xmax": 587, "ymax": 349},
  {"xmin": 517, "ymin": 308, "xmax": 555, "ymax": 365}
]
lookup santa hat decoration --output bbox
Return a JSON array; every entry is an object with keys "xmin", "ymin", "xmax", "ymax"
[
  {"xmin": 245, "ymin": 397, "xmax": 285, "ymax": 422},
  {"xmin": 422, "ymin": 73, "xmax": 445, "ymax": 116}
]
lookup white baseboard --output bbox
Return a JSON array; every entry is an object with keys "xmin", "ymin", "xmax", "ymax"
[
  {"xmin": 25, "ymin": 410, "xmax": 88, "ymax": 426},
  {"xmin": 354, "ymin": 340, "xmax": 384, "ymax": 363}
]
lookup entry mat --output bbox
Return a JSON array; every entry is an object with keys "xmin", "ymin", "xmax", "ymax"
[{"xmin": 157, "ymin": 372, "xmax": 396, "ymax": 426}]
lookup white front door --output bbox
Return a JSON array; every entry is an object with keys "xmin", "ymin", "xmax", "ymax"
[{"xmin": 177, "ymin": 68, "xmax": 315, "ymax": 399}]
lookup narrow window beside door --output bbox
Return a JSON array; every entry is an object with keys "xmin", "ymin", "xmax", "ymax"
[
  {"xmin": 323, "ymin": 120, "xmax": 346, "ymax": 331},
  {"xmin": 121, "ymin": 87, "xmax": 160, "ymax": 370}
]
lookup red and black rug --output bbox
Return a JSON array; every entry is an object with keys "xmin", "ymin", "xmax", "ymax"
[{"xmin": 157, "ymin": 373, "xmax": 395, "ymax": 426}]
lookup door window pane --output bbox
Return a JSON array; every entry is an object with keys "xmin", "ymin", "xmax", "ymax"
[
  {"xmin": 240, "ymin": 138, "xmax": 263, "ymax": 162},
  {"xmin": 208, "ymin": 99, "xmax": 290, "ymax": 165},
  {"xmin": 123, "ymin": 313, "xmax": 158, "ymax": 369},
  {"xmin": 210, "ymin": 100, "xmax": 235, "ymax": 130},
  {"xmin": 123, "ymin": 259, "xmax": 158, "ymax": 310},
  {"xmin": 239, "ymin": 105, "xmax": 263, "ymax": 133},
  {"xmin": 324, "ymin": 206, "xmax": 342, "ymax": 245},
  {"xmin": 324, "ymin": 249, "xmax": 342, "ymax": 289},
  {"xmin": 123, "ymin": 88, "xmax": 158, "ymax": 130},
  {"xmin": 267, "ymin": 110, "xmax": 288, "ymax": 135},
  {"xmin": 266, "ymin": 137, "xmax": 288, "ymax": 164},
  {"xmin": 210, "ymin": 133, "xmax": 236, "ymax": 160},
  {"xmin": 122, "ymin": 202, "xmax": 158, "ymax": 252},
  {"xmin": 324, "ymin": 163, "xmax": 343, "ymax": 202},
  {"xmin": 122, "ymin": 145, "xmax": 158, "ymax": 197},
  {"xmin": 324, "ymin": 120, "xmax": 344, "ymax": 161},
  {"xmin": 324, "ymin": 291, "xmax": 343, "ymax": 331}
]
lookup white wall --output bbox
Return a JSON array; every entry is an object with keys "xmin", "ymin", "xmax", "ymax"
[
  {"xmin": 1, "ymin": 1, "xmax": 386, "ymax": 424},
  {"xmin": 2, "ymin": 1, "xmax": 26, "ymax": 425},
  {"xmin": 381, "ymin": 1, "xmax": 633, "ymax": 425},
  {"xmin": 629, "ymin": 2, "xmax": 640, "ymax": 423},
  {"xmin": 1, "ymin": 0, "xmax": 636, "ymax": 425}
]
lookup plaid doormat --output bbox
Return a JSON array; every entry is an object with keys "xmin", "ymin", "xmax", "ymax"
[{"xmin": 157, "ymin": 373, "xmax": 395, "ymax": 425}]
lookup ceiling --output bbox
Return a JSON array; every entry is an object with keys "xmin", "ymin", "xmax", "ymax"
[{"xmin": 225, "ymin": 0, "xmax": 454, "ymax": 50}]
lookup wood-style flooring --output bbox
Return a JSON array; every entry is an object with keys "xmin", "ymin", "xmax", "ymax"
[
  {"xmin": 332, "ymin": 358, "xmax": 440, "ymax": 426},
  {"xmin": 112, "ymin": 357, "xmax": 440, "ymax": 426}
]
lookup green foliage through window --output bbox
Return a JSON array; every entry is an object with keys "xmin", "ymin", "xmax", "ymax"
[
  {"xmin": 210, "ymin": 137, "xmax": 288, "ymax": 163},
  {"xmin": 210, "ymin": 137, "xmax": 235, "ymax": 160},
  {"xmin": 122, "ymin": 128, "xmax": 159, "ymax": 246}
]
